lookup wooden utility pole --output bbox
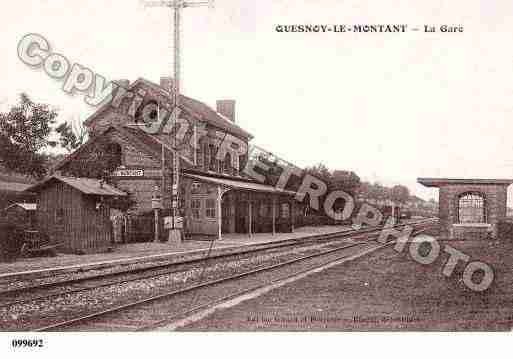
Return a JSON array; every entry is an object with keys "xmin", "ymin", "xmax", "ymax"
[{"xmin": 143, "ymin": 0, "xmax": 213, "ymax": 242}]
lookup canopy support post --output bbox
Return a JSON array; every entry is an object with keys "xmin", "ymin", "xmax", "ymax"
[
  {"xmin": 248, "ymin": 194, "xmax": 252, "ymax": 238},
  {"xmin": 272, "ymin": 196, "xmax": 276, "ymax": 236},
  {"xmin": 217, "ymin": 185, "xmax": 222, "ymax": 241}
]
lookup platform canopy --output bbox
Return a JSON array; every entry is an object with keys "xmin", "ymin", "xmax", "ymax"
[
  {"xmin": 184, "ymin": 172, "xmax": 296, "ymax": 196},
  {"xmin": 417, "ymin": 178, "xmax": 513, "ymax": 188}
]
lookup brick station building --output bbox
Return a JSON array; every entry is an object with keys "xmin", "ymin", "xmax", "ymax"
[
  {"xmin": 417, "ymin": 178, "xmax": 513, "ymax": 240},
  {"xmin": 49, "ymin": 77, "xmax": 297, "ymax": 246}
]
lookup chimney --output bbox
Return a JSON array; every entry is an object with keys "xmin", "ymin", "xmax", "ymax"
[
  {"xmin": 216, "ymin": 100, "xmax": 236, "ymax": 122},
  {"xmin": 160, "ymin": 77, "xmax": 175, "ymax": 93},
  {"xmin": 113, "ymin": 79, "xmax": 130, "ymax": 89}
]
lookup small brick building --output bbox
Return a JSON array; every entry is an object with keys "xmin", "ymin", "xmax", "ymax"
[{"xmin": 417, "ymin": 178, "xmax": 513, "ymax": 240}]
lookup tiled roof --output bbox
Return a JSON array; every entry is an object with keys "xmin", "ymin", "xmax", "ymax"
[
  {"xmin": 139, "ymin": 78, "xmax": 252, "ymax": 139},
  {"xmin": 52, "ymin": 125, "xmax": 193, "ymax": 173},
  {"xmin": 26, "ymin": 175, "xmax": 127, "ymax": 196},
  {"xmin": 84, "ymin": 77, "xmax": 252, "ymax": 140},
  {"xmin": 121, "ymin": 125, "xmax": 194, "ymax": 166}
]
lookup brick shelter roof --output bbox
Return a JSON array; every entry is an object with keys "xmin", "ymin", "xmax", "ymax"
[{"xmin": 417, "ymin": 178, "xmax": 513, "ymax": 188}]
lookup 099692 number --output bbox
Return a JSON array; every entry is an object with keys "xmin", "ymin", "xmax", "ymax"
[{"xmin": 11, "ymin": 339, "xmax": 44, "ymax": 348}]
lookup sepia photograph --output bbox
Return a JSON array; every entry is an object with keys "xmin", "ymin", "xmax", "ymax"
[{"xmin": 0, "ymin": 0, "xmax": 512, "ymax": 357}]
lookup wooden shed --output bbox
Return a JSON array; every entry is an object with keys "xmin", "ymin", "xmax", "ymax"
[
  {"xmin": 25, "ymin": 175, "xmax": 126, "ymax": 254},
  {"xmin": 3, "ymin": 203, "xmax": 37, "ymax": 229}
]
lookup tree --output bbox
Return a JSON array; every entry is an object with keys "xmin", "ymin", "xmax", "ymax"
[
  {"xmin": 64, "ymin": 141, "xmax": 122, "ymax": 180},
  {"xmin": 305, "ymin": 163, "xmax": 332, "ymax": 184},
  {"xmin": 391, "ymin": 185, "xmax": 410, "ymax": 205},
  {"xmin": 301, "ymin": 164, "xmax": 361, "ymax": 215},
  {"xmin": 332, "ymin": 170, "xmax": 361, "ymax": 194},
  {"xmin": 0, "ymin": 93, "xmax": 58, "ymax": 178},
  {"xmin": 355, "ymin": 181, "xmax": 371, "ymax": 201},
  {"xmin": 367, "ymin": 182, "xmax": 385, "ymax": 203},
  {"xmin": 55, "ymin": 115, "xmax": 88, "ymax": 153}
]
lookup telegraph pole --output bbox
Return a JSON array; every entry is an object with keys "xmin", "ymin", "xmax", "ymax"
[{"xmin": 143, "ymin": 0, "xmax": 213, "ymax": 242}]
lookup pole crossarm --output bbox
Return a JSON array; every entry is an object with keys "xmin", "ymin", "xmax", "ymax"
[{"xmin": 142, "ymin": 1, "xmax": 211, "ymax": 8}]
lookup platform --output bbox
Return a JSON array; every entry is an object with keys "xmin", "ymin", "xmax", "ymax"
[{"xmin": 0, "ymin": 225, "xmax": 353, "ymax": 282}]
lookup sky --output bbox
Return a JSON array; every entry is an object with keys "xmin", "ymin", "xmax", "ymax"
[{"xmin": 2, "ymin": 0, "xmax": 513, "ymax": 202}]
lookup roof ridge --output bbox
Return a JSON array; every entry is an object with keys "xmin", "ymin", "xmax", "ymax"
[
  {"xmin": 25, "ymin": 174, "xmax": 126, "ymax": 196},
  {"xmin": 131, "ymin": 78, "xmax": 253, "ymax": 139}
]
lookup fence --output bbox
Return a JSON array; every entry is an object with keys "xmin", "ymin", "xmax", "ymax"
[
  {"xmin": 497, "ymin": 218, "xmax": 513, "ymax": 241},
  {"xmin": 126, "ymin": 215, "xmax": 155, "ymax": 243}
]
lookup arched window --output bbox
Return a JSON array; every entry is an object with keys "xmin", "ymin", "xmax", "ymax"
[
  {"xmin": 135, "ymin": 100, "xmax": 159, "ymax": 125},
  {"xmin": 458, "ymin": 192, "xmax": 485, "ymax": 223}
]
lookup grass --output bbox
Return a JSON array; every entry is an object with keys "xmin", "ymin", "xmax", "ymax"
[{"xmin": 181, "ymin": 238, "xmax": 513, "ymax": 331}]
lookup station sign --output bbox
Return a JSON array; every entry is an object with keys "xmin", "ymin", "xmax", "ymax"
[
  {"xmin": 113, "ymin": 169, "xmax": 144, "ymax": 177},
  {"xmin": 151, "ymin": 198, "xmax": 163, "ymax": 209}
]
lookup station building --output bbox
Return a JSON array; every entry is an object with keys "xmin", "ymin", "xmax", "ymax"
[{"xmin": 44, "ymin": 77, "xmax": 297, "ymax": 248}]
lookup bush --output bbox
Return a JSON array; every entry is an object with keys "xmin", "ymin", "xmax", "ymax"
[
  {"xmin": 0, "ymin": 223, "xmax": 25, "ymax": 262},
  {"xmin": 296, "ymin": 214, "xmax": 338, "ymax": 227}
]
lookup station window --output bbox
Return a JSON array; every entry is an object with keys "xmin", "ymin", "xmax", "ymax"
[
  {"xmin": 55, "ymin": 208, "xmax": 64, "ymax": 225},
  {"xmin": 191, "ymin": 199, "xmax": 201, "ymax": 219},
  {"xmin": 458, "ymin": 192, "xmax": 485, "ymax": 223},
  {"xmin": 259, "ymin": 203, "xmax": 268, "ymax": 217},
  {"xmin": 203, "ymin": 143, "xmax": 209, "ymax": 169},
  {"xmin": 196, "ymin": 147, "xmax": 203, "ymax": 168},
  {"xmin": 281, "ymin": 203, "xmax": 290, "ymax": 218},
  {"xmin": 179, "ymin": 187, "xmax": 186, "ymax": 210},
  {"xmin": 232, "ymin": 154, "xmax": 240, "ymax": 173},
  {"xmin": 209, "ymin": 144, "xmax": 217, "ymax": 172},
  {"xmin": 223, "ymin": 153, "xmax": 232, "ymax": 174},
  {"xmin": 206, "ymin": 199, "xmax": 216, "ymax": 219}
]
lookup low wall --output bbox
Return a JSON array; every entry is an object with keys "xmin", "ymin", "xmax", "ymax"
[{"xmin": 450, "ymin": 223, "xmax": 492, "ymax": 240}]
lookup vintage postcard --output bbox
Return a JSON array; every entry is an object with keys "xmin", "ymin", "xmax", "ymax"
[{"xmin": 0, "ymin": 0, "xmax": 511, "ymax": 357}]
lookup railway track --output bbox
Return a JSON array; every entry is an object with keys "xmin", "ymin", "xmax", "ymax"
[
  {"xmin": 0, "ymin": 219, "xmax": 435, "ymax": 306},
  {"xmin": 6, "ymin": 219, "xmax": 437, "ymax": 332},
  {"xmin": 0, "ymin": 225, "xmax": 376, "ymax": 294},
  {"xmin": 0, "ymin": 235, "xmax": 359, "ymax": 308}
]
